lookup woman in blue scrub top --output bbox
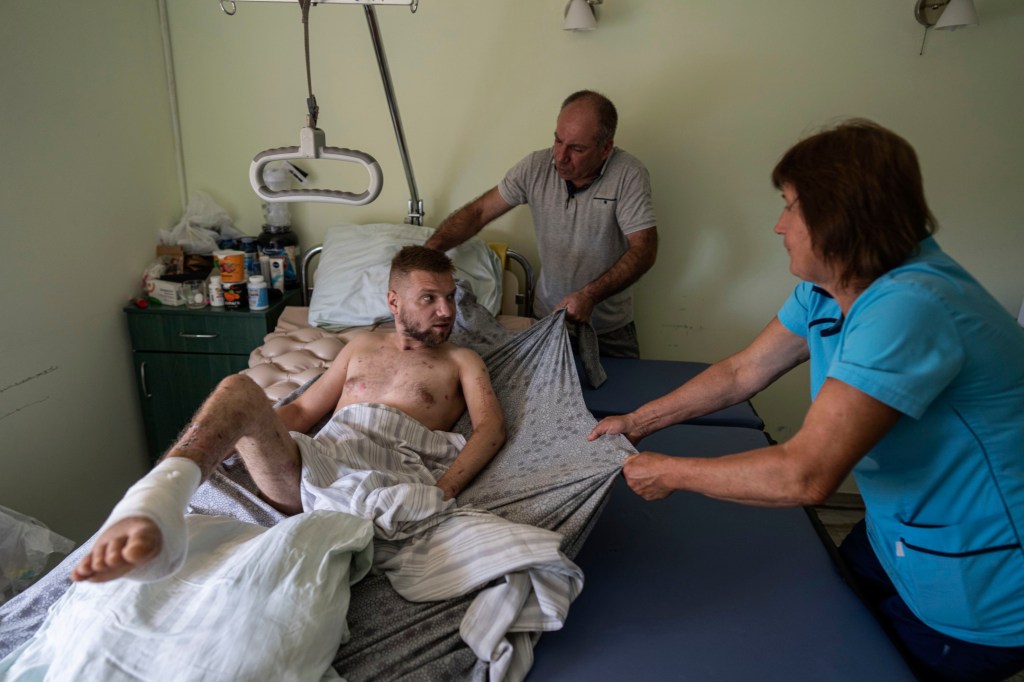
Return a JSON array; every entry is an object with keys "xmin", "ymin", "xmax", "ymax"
[{"xmin": 588, "ymin": 119, "xmax": 1024, "ymax": 682}]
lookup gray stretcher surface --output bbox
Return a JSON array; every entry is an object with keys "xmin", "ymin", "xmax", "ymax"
[
  {"xmin": 576, "ymin": 357, "xmax": 765, "ymax": 429},
  {"xmin": 529, "ymin": 424, "xmax": 916, "ymax": 681}
]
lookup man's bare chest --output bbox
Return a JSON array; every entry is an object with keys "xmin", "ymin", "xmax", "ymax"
[{"xmin": 343, "ymin": 347, "xmax": 460, "ymax": 401}]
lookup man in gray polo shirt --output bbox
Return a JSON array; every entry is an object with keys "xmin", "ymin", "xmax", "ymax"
[{"xmin": 425, "ymin": 90, "xmax": 658, "ymax": 358}]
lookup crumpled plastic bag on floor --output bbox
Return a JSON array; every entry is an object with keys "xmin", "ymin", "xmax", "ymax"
[{"xmin": 0, "ymin": 505, "xmax": 76, "ymax": 605}]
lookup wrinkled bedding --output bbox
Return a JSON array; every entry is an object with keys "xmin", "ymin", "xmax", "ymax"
[
  {"xmin": 0, "ymin": 285, "xmax": 632, "ymax": 681},
  {"xmin": 0, "ymin": 512, "xmax": 375, "ymax": 682}
]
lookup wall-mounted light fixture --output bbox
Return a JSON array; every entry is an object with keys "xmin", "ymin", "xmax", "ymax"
[
  {"xmin": 915, "ymin": 0, "xmax": 978, "ymax": 54},
  {"xmin": 563, "ymin": 0, "xmax": 602, "ymax": 32}
]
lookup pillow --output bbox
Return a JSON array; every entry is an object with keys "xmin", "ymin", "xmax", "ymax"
[{"xmin": 308, "ymin": 223, "xmax": 503, "ymax": 328}]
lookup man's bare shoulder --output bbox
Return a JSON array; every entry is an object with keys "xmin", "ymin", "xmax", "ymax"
[
  {"xmin": 324, "ymin": 331, "xmax": 391, "ymax": 376},
  {"xmin": 446, "ymin": 343, "xmax": 487, "ymax": 369},
  {"xmin": 342, "ymin": 329, "xmax": 393, "ymax": 350}
]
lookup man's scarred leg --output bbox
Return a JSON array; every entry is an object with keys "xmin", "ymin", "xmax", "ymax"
[{"xmin": 72, "ymin": 374, "xmax": 302, "ymax": 583}]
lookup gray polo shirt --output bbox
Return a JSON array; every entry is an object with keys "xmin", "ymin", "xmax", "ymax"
[{"xmin": 498, "ymin": 147, "xmax": 656, "ymax": 334}]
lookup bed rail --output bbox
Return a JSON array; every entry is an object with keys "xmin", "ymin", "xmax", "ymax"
[
  {"xmin": 299, "ymin": 244, "xmax": 534, "ymax": 317},
  {"xmin": 505, "ymin": 250, "xmax": 534, "ymax": 318},
  {"xmin": 300, "ymin": 245, "xmax": 323, "ymax": 306}
]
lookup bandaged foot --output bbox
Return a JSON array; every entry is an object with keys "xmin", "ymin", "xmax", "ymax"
[{"xmin": 71, "ymin": 457, "xmax": 202, "ymax": 583}]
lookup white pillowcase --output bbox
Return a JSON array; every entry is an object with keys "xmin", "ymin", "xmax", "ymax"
[{"xmin": 308, "ymin": 223, "xmax": 503, "ymax": 328}]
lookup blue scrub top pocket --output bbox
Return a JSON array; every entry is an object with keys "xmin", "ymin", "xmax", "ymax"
[{"xmin": 895, "ymin": 514, "xmax": 1024, "ymax": 639}]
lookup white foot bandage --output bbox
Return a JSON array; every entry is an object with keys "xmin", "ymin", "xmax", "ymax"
[{"xmin": 99, "ymin": 457, "xmax": 202, "ymax": 582}]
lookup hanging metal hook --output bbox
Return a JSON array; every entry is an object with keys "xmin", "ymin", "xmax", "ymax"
[{"xmin": 220, "ymin": 0, "xmax": 237, "ymax": 16}]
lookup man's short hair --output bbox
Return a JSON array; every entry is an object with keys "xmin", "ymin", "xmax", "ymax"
[
  {"xmin": 771, "ymin": 118, "xmax": 937, "ymax": 288},
  {"xmin": 562, "ymin": 90, "xmax": 618, "ymax": 147},
  {"xmin": 389, "ymin": 245, "xmax": 455, "ymax": 289}
]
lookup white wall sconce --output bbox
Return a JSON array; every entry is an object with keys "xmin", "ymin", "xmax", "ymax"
[
  {"xmin": 915, "ymin": 0, "xmax": 979, "ymax": 53},
  {"xmin": 563, "ymin": 0, "xmax": 602, "ymax": 32}
]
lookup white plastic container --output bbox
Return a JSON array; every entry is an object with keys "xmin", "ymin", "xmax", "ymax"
[
  {"xmin": 208, "ymin": 276, "xmax": 225, "ymax": 308},
  {"xmin": 261, "ymin": 162, "xmax": 291, "ymax": 228},
  {"xmin": 248, "ymin": 275, "xmax": 269, "ymax": 311}
]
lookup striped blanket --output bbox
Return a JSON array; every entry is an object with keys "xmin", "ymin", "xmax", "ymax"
[
  {"xmin": 0, "ymin": 284, "xmax": 632, "ymax": 681},
  {"xmin": 297, "ymin": 402, "xmax": 584, "ymax": 680}
]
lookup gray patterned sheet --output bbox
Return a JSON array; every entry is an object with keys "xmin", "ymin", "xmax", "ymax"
[{"xmin": 0, "ymin": 284, "xmax": 632, "ymax": 680}]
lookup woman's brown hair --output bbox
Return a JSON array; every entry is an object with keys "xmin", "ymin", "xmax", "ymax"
[{"xmin": 772, "ymin": 119, "xmax": 937, "ymax": 288}]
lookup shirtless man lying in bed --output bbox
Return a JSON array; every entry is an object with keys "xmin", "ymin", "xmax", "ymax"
[{"xmin": 72, "ymin": 245, "xmax": 506, "ymax": 584}]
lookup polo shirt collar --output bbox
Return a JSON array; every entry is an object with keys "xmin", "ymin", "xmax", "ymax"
[{"xmin": 563, "ymin": 148, "xmax": 616, "ymax": 197}]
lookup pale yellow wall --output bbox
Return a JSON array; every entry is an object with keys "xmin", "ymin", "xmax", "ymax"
[
  {"xmin": 168, "ymin": 0, "xmax": 1024, "ymax": 456},
  {"xmin": 0, "ymin": 2, "xmax": 181, "ymax": 541}
]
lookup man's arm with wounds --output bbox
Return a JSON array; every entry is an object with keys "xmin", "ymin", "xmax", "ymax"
[
  {"xmin": 425, "ymin": 187, "xmax": 514, "ymax": 252},
  {"xmin": 435, "ymin": 350, "xmax": 506, "ymax": 500},
  {"xmin": 275, "ymin": 339, "xmax": 356, "ymax": 433},
  {"xmin": 557, "ymin": 226, "xmax": 658, "ymax": 323}
]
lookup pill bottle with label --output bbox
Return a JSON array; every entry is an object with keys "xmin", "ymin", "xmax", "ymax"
[
  {"xmin": 248, "ymin": 275, "xmax": 269, "ymax": 311},
  {"xmin": 208, "ymin": 276, "xmax": 225, "ymax": 308}
]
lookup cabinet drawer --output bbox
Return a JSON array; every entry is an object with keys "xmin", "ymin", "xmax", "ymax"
[
  {"xmin": 126, "ymin": 311, "xmax": 269, "ymax": 354},
  {"xmin": 133, "ymin": 351, "xmax": 251, "ymax": 461}
]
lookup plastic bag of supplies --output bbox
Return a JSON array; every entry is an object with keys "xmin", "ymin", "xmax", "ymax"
[
  {"xmin": 0, "ymin": 505, "xmax": 76, "ymax": 605},
  {"xmin": 160, "ymin": 190, "xmax": 247, "ymax": 255}
]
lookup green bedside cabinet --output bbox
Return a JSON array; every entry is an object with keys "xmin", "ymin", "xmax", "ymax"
[{"xmin": 124, "ymin": 289, "xmax": 299, "ymax": 461}]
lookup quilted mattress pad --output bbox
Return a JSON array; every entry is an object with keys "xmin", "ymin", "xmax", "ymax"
[
  {"xmin": 244, "ymin": 307, "xmax": 533, "ymax": 402},
  {"xmin": 243, "ymin": 307, "xmax": 380, "ymax": 402}
]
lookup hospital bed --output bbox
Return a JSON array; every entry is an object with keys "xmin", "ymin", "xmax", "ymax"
[
  {"xmin": 575, "ymin": 356, "xmax": 765, "ymax": 430},
  {"xmin": 529, "ymin": 425, "xmax": 917, "ymax": 681},
  {"xmin": 0, "ymin": 226, "xmax": 915, "ymax": 680},
  {"xmin": 0, "ymin": 248, "xmax": 620, "ymax": 679}
]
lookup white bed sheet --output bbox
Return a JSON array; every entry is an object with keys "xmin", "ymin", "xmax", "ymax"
[{"xmin": 0, "ymin": 512, "xmax": 374, "ymax": 682}]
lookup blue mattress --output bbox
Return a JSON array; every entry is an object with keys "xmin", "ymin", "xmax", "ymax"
[
  {"xmin": 529, "ymin": 424, "xmax": 915, "ymax": 681},
  {"xmin": 577, "ymin": 357, "xmax": 765, "ymax": 429}
]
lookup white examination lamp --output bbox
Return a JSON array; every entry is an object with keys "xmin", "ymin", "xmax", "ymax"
[
  {"xmin": 914, "ymin": 0, "xmax": 978, "ymax": 54},
  {"xmin": 915, "ymin": 0, "xmax": 979, "ymax": 30},
  {"xmin": 563, "ymin": 0, "xmax": 598, "ymax": 32},
  {"xmin": 934, "ymin": 0, "xmax": 979, "ymax": 30}
]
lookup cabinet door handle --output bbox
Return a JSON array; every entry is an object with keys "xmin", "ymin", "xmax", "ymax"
[
  {"xmin": 179, "ymin": 332, "xmax": 219, "ymax": 339},
  {"xmin": 139, "ymin": 361, "xmax": 151, "ymax": 398}
]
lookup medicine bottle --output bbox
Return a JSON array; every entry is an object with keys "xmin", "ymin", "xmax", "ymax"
[
  {"xmin": 208, "ymin": 276, "xmax": 225, "ymax": 308},
  {"xmin": 248, "ymin": 275, "xmax": 269, "ymax": 311}
]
